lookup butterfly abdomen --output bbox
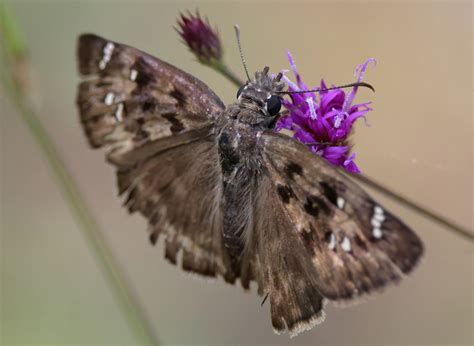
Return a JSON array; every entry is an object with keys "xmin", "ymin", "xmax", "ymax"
[{"xmin": 217, "ymin": 119, "xmax": 263, "ymax": 270}]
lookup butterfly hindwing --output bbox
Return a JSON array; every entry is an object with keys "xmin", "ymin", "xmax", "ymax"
[
  {"xmin": 117, "ymin": 138, "xmax": 235, "ymax": 283},
  {"xmin": 250, "ymin": 174, "xmax": 325, "ymax": 336},
  {"xmin": 259, "ymin": 131, "xmax": 423, "ymax": 302}
]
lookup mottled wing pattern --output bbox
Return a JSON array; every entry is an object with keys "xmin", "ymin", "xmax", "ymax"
[
  {"xmin": 256, "ymin": 132, "xmax": 423, "ymax": 334},
  {"xmin": 117, "ymin": 138, "xmax": 235, "ymax": 282},
  {"xmin": 246, "ymin": 174, "xmax": 326, "ymax": 337},
  {"xmin": 77, "ymin": 34, "xmax": 235, "ymax": 281},
  {"xmin": 77, "ymin": 34, "xmax": 224, "ymax": 167}
]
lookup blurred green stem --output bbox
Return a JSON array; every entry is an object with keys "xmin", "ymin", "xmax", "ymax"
[
  {"xmin": 0, "ymin": 2, "xmax": 158, "ymax": 345},
  {"xmin": 212, "ymin": 59, "xmax": 243, "ymax": 87}
]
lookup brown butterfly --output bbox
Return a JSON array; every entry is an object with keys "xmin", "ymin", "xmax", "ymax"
[{"xmin": 76, "ymin": 34, "xmax": 423, "ymax": 337}]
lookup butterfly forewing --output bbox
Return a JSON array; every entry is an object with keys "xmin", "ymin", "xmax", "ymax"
[
  {"xmin": 259, "ymin": 131, "xmax": 423, "ymax": 301},
  {"xmin": 76, "ymin": 34, "xmax": 224, "ymax": 167}
]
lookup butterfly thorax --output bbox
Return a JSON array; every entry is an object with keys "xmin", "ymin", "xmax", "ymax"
[{"xmin": 215, "ymin": 66, "xmax": 286, "ymax": 174}]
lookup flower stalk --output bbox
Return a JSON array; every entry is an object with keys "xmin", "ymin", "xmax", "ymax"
[
  {"xmin": 177, "ymin": 10, "xmax": 244, "ymax": 88},
  {"xmin": 213, "ymin": 59, "xmax": 244, "ymax": 88}
]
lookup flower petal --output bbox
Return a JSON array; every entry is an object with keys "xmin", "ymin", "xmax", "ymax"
[
  {"xmin": 306, "ymin": 97, "xmax": 317, "ymax": 120},
  {"xmin": 343, "ymin": 152, "xmax": 361, "ymax": 173},
  {"xmin": 294, "ymin": 129, "xmax": 316, "ymax": 144},
  {"xmin": 279, "ymin": 52, "xmax": 375, "ymax": 173},
  {"xmin": 287, "ymin": 51, "xmax": 309, "ymax": 90},
  {"xmin": 343, "ymin": 58, "xmax": 376, "ymax": 112}
]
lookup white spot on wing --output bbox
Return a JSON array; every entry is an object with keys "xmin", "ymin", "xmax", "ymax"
[
  {"xmin": 337, "ymin": 197, "xmax": 345, "ymax": 209},
  {"xmin": 115, "ymin": 103, "xmax": 124, "ymax": 122},
  {"xmin": 328, "ymin": 233, "xmax": 336, "ymax": 250},
  {"xmin": 371, "ymin": 218, "xmax": 382, "ymax": 228},
  {"xmin": 373, "ymin": 212, "xmax": 385, "ymax": 222},
  {"xmin": 130, "ymin": 69, "xmax": 138, "ymax": 81},
  {"xmin": 370, "ymin": 205, "xmax": 385, "ymax": 231},
  {"xmin": 99, "ymin": 42, "xmax": 115, "ymax": 70},
  {"xmin": 372, "ymin": 227, "xmax": 383, "ymax": 239},
  {"xmin": 341, "ymin": 236, "xmax": 351, "ymax": 252},
  {"xmin": 104, "ymin": 92, "xmax": 115, "ymax": 106},
  {"xmin": 374, "ymin": 205, "xmax": 384, "ymax": 215}
]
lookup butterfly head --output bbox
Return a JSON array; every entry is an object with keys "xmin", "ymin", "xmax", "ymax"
[{"xmin": 236, "ymin": 66, "xmax": 286, "ymax": 118}]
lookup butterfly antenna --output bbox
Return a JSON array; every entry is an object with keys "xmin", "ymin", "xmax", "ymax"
[
  {"xmin": 277, "ymin": 81, "xmax": 375, "ymax": 94},
  {"xmin": 234, "ymin": 25, "xmax": 251, "ymax": 82}
]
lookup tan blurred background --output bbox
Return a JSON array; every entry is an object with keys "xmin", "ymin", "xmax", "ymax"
[{"xmin": 1, "ymin": 1, "xmax": 472, "ymax": 345}]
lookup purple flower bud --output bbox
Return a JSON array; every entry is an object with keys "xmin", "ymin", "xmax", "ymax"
[
  {"xmin": 177, "ymin": 11, "xmax": 222, "ymax": 63},
  {"xmin": 276, "ymin": 52, "xmax": 376, "ymax": 173}
]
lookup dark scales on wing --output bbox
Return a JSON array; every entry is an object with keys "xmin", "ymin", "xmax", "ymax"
[
  {"xmin": 285, "ymin": 162, "xmax": 303, "ymax": 179},
  {"xmin": 162, "ymin": 113, "xmax": 185, "ymax": 133},
  {"xmin": 276, "ymin": 184, "xmax": 295, "ymax": 204}
]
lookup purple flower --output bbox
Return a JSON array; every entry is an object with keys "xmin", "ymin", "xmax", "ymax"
[
  {"xmin": 177, "ymin": 11, "xmax": 222, "ymax": 63},
  {"xmin": 276, "ymin": 52, "xmax": 376, "ymax": 173}
]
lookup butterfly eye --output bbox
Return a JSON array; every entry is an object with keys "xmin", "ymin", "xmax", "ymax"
[
  {"xmin": 236, "ymin": 84, "xmax": 247, "ymax": 99},
  {"xmin": 265, "ymin": 95, "xmax": 282, "ymax": 116}
]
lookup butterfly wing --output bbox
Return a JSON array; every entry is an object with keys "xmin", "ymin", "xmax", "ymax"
[
  {"xmin": 77, "ymin": 34, "xmax": 224, "ymax": 167},
  {"xmin": 249, "ymin": 174, "xmax": 326, "ymax": 337},
  {"xmin": 77, "ymin": 34, "xmax": 235, "ymax": 281},
  {"xmin": 117, "ymin": 138, "xmax": 235, "ymax": 282},
  {"xmin": 253, "ymin": 131, "xmax": 423, "ymax": 335}
]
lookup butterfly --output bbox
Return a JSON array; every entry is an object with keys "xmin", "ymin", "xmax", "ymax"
[{"xmin": 76, "ymin": 33, "xmax": 423, "ymax": 337}]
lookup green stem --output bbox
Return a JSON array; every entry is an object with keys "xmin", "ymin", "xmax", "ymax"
[
  {"xmin": 213, "ymin": 60, "xmax": 244, "ymax": 87},
  {"xmin": 0, "ymin": 3, "xmax": 158, "ymax": 345}
]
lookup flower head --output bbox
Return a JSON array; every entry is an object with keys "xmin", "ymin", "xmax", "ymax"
[
  {"xmin": 177, "ymin": 11, "xmax": 222, "ymax": 64},
  {"xmin": 276, "ymin": 52, "xmax": 376, "ymax": 173}
]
